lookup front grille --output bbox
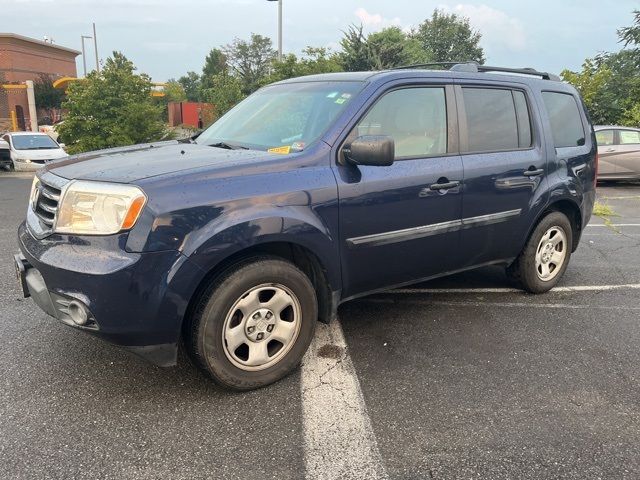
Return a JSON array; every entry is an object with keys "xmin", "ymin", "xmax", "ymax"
[{"xmin": 34, "ymin": 180, "xmax": 61, "ymax": 228}]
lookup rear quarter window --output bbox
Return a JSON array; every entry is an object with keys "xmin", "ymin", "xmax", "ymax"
[
  {"xmin": 542, "ymin": 91, "xmax": 586, "ymax": 148},
  {"xmin": 619, "ymin": 130, "xmax": 640, "ymax": 145}
]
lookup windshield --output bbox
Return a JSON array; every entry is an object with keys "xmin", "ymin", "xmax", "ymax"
[
  {"xmin": 12, "ymin": 135, "xmax": 59, "ymax": 150},
  {"xmin": 195, "ymin": 81, "xmax": 364, "ymax": 153}
]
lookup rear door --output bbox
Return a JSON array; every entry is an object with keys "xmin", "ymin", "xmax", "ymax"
[
  {"xmin": 595, "ymin": 129, "xmax": 618, "ymax": 177},
  {"xmin": 615, "ymin": 129, "xmax": 640, "ymax": 179},
  {"xmin": 334, "ymin": 82, "xmax": 464, "ymax": 298},
  {"xmin": 455, "ymin": 81, "xmax": 548, "ymax": 266}
]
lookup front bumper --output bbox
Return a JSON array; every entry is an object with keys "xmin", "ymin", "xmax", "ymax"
[
  {"xmin": 13, "ymin": 161, "xmax": 43, "ymax": 172},
  {"xmin": 17, "ymin": 222, "xmax": 205, "ymax": 366}
]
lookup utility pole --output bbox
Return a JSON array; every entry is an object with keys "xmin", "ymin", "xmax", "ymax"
[
  {"xmin": 25, "ymin": 80, "xmax": 38, "ymax": 132},
  {"xmin": 267, "ymin": 0, "xmax": 283, "ymax": 61},
  {"xmin": 81, "ymin": 35, "xmax": 92, "ymax": 76},
  {"xmin": 92, "ymin": 23, "xmax": 100, "ymax": 73}
]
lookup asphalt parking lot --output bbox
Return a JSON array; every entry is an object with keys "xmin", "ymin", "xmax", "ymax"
[{"xmin": 1, "ymin": 171, "xmax": 639, "ymax": 479}]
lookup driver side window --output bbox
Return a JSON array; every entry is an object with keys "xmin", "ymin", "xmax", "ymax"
[{"xmin": 354, "ymin": 87, "xmax": 447, "ymax": 159}]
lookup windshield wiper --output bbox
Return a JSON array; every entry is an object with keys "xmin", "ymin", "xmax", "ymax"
[{"xmin": 208, "ymin": 141, "xmax": 249, "ymax": 150}]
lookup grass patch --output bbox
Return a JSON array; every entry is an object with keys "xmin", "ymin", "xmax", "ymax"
[
  {"xmin": 593, "ymin": 201, "xmax": 620, "ymax": 233},
  {"xmin": 593, "ymin": 201, "xmax": 616, "ymax": 217}
]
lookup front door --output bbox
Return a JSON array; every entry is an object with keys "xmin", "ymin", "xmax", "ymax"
[{"xmin": 335, "ymin": 84, "xmax": 464, "ymax": 299}]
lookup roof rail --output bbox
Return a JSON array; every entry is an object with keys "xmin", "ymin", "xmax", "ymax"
[
  {"xmin": 394, "ymin": 61, "xmax": 470, "ymax": 70},
  {"xmin": 393, "ymin": 61, "xmax": 561, "ymax": 81}
]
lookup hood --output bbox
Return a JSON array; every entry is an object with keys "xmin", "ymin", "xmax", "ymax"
[
  {"xmin": 15, "ymin": 148, "xmax": 67, "ymax": 160},
  {"xmin": 44, "ymin": 141, "xmax": 284, "ymax": 183}
]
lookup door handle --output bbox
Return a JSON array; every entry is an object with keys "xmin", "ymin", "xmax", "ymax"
[
  {"xmin": 523, "ymin": 168, "xmax": 544, "ymax": 177},
  {"xmin": 429, "ymin": 180, "xmax": 460, "ymax": 191}
]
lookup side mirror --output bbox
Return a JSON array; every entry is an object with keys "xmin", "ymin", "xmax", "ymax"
[
  {"xmin": 343, "ymin": 135, "xmax": 394, "ymax": 167},
  {"xmin": 58, "ymin": 143, "xmax": 66, "ymax": 149}
]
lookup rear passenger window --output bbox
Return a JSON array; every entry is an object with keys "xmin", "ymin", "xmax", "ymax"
[
  {"xmin": 542, "ymin": 92, "xmax": 586, "ymax": 148},
  {"xmin": 513, "ymin": 91, "xmax": 532, "ymax": 148},
  {"xmin": 595, "ymin": 130, "xmax": 615, "ymax": 146},
  {"xmin": 461, "ymin": 88, "xmax": 531, "ymax": 152},
  {"xmin": 619, "ymin": 130, "xmax": 640, "ymax": 145},
  {"xmin": 355, "ymin": 87, "xmax": 447, "ymax": 158}
]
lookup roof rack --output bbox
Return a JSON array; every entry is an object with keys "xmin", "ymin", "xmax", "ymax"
[{"xmin": 393, "ymin": 61, "xmax": 561, "ymax": 81}]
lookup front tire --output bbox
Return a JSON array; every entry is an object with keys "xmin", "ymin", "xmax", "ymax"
[
  {"xmin": 507, "ymin": 211, "xmax": 573, "ymax": 293},
  {"xmin": 187, "ymin": 256, "xmax": 317, "ymax": 391}
]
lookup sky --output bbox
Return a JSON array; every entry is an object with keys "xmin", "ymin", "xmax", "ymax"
[{"xmin": 4, "ymin": 0, "xmax": 639, "ymax": 81}]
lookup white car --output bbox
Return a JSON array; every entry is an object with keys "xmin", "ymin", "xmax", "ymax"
[{"xmin": 0, "ymin": 132, "xmax": 68, "ymax": 172}]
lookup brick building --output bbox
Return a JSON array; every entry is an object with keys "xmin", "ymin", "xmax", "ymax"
[{"xmin": 0, "ymin": 33, "xmax": 80, "ymax": 131}]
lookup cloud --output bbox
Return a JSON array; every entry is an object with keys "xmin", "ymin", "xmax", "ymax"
[
  {"xmin": 354, "ymin": 7, "xmax": 406, "ymax": 32},
  {"xmin": 438, "ymin": 4, "xmax": 527, "ymax": 52}
]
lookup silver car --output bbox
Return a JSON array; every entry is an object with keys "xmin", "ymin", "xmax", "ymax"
[{"xmin": 595, "ymin": 125, "xmax": 640, "ymax": 181}]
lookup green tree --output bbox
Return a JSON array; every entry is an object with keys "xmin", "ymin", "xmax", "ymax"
[
  {"xmin": 339, "ymin": 25, "xmax": 375, "ymax": 71},
  {"xmin": 160, "ymin": 80, "xmax": 186, "ymax": 103},
  {"xmin": 202, "ymin": 48, "xmax": 228, "ymax": 77},
  {"xmin": 224, "ymin": 34, "xmax": 276, "ymax": 94},
  {"xmin": 201, "ymin": 48, "xmax": 228, "ymax": 90},
  {"xmin": 367, "ymin": 27, "xmax": 428, "ymax": 68},
  {"xmin": 178, "ymin": 71, "xmax": 201, "ymax": 101},
  {"xmin": 561, "ymin": 60, "xmax": 615, "ymax": 125},
  {"xmin": 412, "ymin": 9, "xmax": 485, "ymax": 63},
  {"xmin": 58, "ymin": 51, "xmax": 166, "ymax": 154},
  {"xmin": 618, "ymin": 9, "xmax": 640, "ymax": 48},
  {"xmin": 200, "ymin": 72, "xmax": 245, "ymax": 119},
  {"xmin": 33, "ymin": 73, "xmax": 65, "ymax": 124},
  {"xmin": 563, "ymin": 11, "xmax": 640, "ymax": 127},
  {"xmin": 339, "ymin": 24, "xmax": 433, "ymax": 72},
  {"xmin": 268, "ymin": 47, "xmax": 343, "ymax": 82}
]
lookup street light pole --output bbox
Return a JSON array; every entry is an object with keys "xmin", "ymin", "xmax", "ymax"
[
  {"xmin": 92, "ymin": 22, "xmax": 100, "ymax": 73},
  {"xmin": 267, "ymin": 0, "xmax": 282, "ymax": 61},
  {"xmin": 80, "ymin": 35, "xmax": 92, "ymax": 77}
]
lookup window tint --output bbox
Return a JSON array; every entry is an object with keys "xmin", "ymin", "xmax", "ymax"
[
  {"xmin": 619, "ymin": 130, "xmax": 640, "ymax": 145},
  {"xmin": 355, "ymin": 87, "xmax": 447, "ymax": 158},
  {"xmin": 462, "ymin": 88, "xmax": 519, "ymax": 152},
  {"xmin": 513, "ymin": 91, "xmax": 532, "ymax": 148},
  {"xmin": 595, "ymin": 130, "xmax": 615, "ymax": 146},
  {"xmin": 542, "ymin": 92, "xmax": 585, "ymax": 148}
]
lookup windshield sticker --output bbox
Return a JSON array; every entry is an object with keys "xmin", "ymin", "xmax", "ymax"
[
  {"xmin": 326, "ymin": 92, "xmax": 339, "ymax": 98},
  {"xmin": 335, "ymin": 98, "xmax": 347, "ymax": 105},
  {"xmin": 341, "ymin": 93, "xmax": 352, "ymax": 99},
  {"xmin": 291, "ymin": 141, "xmax": 306, "ymax": 152},
  {"xmin": 268, "ymin": 145, "xmax": 292, "ymax": 154}
]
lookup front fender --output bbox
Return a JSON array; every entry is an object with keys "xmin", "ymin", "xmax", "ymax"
[{"xmin": 183, "ymin": 207, "xmax": 341, "ymax": 290}]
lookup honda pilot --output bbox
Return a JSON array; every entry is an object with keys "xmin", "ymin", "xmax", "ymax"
[{"xmin": 15, "ymin": 63, "xmax": 597, "ymax": 390}]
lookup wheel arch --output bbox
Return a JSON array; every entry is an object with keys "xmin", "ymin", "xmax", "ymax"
[
  {"xmin": 181, "ymin": 239, "xmax": 340, "ymax": 346},
  {"xmin": 530, "ymin": 198, "xmax": 583, "ymax": 252}
]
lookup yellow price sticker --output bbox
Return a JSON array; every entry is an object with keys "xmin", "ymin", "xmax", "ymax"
[{"xmin": 267, "ymin": 145, "xmax": 291, "ymax": 154}]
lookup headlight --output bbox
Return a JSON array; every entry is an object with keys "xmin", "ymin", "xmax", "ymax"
[
  {"xmin": 55, "ymin": 181, "xmax": 147, "ymax": 235},
  {"xmin": 29, "ymin": 176, "xmax": 40, "ymax": 211}
]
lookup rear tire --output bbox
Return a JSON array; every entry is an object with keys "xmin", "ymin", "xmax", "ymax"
[
  {"xmin": 187, "ymin": 256, "xmax": 317, "ymax": 391},
  {"xmin": 507, "ymin": 211, "xmax": 573, "ymax": 293}
]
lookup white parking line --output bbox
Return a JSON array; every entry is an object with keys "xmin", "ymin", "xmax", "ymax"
[
  {"xmin": 363, "ymin": 298, "xmax": 640, "ymax": 311},
  {"xmin": 391, "ymin": 284, "xmax": 640, "ymax": 294},
  {"xmin": 587, "ymin": 224, "xmax": 640, "ymax": 227},
  {"xmin": 301, "ymin": 321, "xmax": 387, "ymax": 480}
]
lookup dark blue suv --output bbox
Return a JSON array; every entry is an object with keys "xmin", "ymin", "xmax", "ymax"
[{"xmin": 15, "ymin": 63, "xmax": 597, "ymax": 390}]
